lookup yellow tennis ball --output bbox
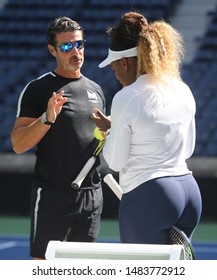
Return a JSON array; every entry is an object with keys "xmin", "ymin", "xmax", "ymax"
[{"xmin": 94, "ymin": 127, "xmax": 104, "ymax": 140}]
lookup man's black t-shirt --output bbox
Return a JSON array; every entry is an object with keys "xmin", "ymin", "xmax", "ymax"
[{"xmin": 17, "ymin": 71, "xmax": 106, "ymax": 191}]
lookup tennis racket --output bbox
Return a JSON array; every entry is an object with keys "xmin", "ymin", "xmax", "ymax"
[
  {"xmin": 71, "ymin": 138, "xmax": 106, "ymax": 189},
  {"xmin": 103, "ymin": 174, "xmax": 122, "ymax": 200},
  {"xmin": 103, "ymin": 173, "xmax": 195, "ymax": 260},
  {"xmin": 169, "ymin": 226, "xmax": 196, "ymax": 260}
]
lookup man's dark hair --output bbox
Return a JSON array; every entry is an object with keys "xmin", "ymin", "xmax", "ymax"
[{"xmin": 47, "ymin": 16, "xmax": 83, "ymax": 46}]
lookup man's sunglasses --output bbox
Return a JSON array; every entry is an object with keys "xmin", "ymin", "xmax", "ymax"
[{"xmin": 56, "ymin": 40, "xmax": 85, "ymax": 53}]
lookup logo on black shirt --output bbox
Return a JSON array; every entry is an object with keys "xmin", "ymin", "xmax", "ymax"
[{"xmin": 87, "ymin": 90, "xmax": 99, "ymax": 103}]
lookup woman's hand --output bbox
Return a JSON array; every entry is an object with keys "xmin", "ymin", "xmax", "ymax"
[{"xmin": 91, "ymin": 108, "xmax": 111, "ymax": 132}]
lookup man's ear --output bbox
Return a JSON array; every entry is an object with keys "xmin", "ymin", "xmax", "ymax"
[{"xmin": 48, "ymin": 44, "xmax": 57, "ymax": 57}]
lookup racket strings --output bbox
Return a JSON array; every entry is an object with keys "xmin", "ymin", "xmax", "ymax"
[{"xmin": 169, "ymin": 227, "xmax": 194, "ymax": 260}]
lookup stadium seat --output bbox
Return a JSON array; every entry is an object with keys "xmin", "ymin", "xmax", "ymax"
[{"xmin": 1, "ymin": 0, "xmax": 217, "ymax": 157}]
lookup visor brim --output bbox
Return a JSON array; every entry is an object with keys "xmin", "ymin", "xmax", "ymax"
[{"xmin": 99, "ymin": 47, "xmax": 137, "ymax": 68}]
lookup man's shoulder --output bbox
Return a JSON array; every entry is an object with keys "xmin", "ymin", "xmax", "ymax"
[
  {"xmin": 23, "ymin": 72, "xmax": 57, "ymax": 95},
  {"xmin": 81, "ymin": 75, "xmax": 101, "ymax": 88},
  {"xmin": 29, "ymin": 71, "xmax": 55, "ymax": 86}
]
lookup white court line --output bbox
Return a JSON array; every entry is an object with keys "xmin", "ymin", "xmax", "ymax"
[{"xmin": 0, "ymin": 241, "xmax": 16, "ymax": 250}]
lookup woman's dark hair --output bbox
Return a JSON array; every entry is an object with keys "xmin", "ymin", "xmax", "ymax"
[
  {"xmin": 107, "ymin": 12, "xmax": 148, "ymax": 51},
  {"xmin": 107, "ymin": 12, "xmax": 184, "ymax": 80}
]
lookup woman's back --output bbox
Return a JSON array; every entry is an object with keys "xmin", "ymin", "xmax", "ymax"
[{"xmin": 105, "ymin": 74, "xmax": 195, "ymax": 193}]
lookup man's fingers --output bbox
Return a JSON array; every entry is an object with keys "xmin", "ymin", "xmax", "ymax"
[
  {"xmin": 56, "ymin": 90, "xmax": 64, "ymax": 96},
  {"xmin": 52, "ymin": 91, "xmax": 67, "ymax": 105},
  {"xmin": 52, "ymin": 90, "xmax": 65, "ymax": 99},
  {"xmin": 59, "ymin": 96, "xmax": 67, "ymax": 106}
]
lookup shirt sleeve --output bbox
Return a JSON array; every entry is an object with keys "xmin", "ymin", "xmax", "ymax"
[
  {"xmin": 16, "ymin": 82, "xmax": 43, "ymax": 118},
  {"xmin": 103, "ymin": 90, "xmax": 137, "ymax": 172},
  {"xmin": 184, "ymin": 86, "xmax": 196, "ymax": 159},
  {"xmin": 185, "ymin": 116, "xmax": 196, "ymax": 159}
]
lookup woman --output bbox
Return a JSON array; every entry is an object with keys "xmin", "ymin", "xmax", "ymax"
[{"xmin": 92, "ymin": 12, "xmax": 202, "ymax": 244}]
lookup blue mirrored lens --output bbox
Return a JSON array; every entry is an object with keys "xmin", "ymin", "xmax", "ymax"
[
  {"xmin": 59, "ymin": 40, "xmax": 84, "ymax": 53},
  {"xmin": 60, "ymin": 42, "xmax": 73, "ymax": 52}
]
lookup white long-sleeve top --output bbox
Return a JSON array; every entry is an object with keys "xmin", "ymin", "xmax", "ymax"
[{"xmin": 103, "ymin": 74, "xmax": 196, "ymax": 194}]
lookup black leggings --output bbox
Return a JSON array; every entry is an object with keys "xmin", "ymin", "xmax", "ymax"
[{"xmin": 119, "ymin": 174, "xmax": 202, "ymax": 244}]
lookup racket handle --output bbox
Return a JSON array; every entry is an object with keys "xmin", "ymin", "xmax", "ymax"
[
  {"xmin": 103, "ymin": 174, "xmax": 122, "ymax": 200},
  {"xmin": 71, "ymin": 156, "xmax": 96, "ymax": 189}
]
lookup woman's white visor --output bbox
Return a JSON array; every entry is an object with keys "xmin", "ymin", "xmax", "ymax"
[{"xmin": 99, "ymin": 47, "xmax": 137, "ymax": 68}]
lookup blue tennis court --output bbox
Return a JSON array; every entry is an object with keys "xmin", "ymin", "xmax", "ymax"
[
  {"xmin": 0, "ymin": 217, "xmax": 217, "ymax": 260},
  {"xmin": 0, "ymin": 235, "xmax": 217, "ymax": 260},
  {"xmin": 0, "ymin": 236, "xmax": 30, "ymax": 260}
]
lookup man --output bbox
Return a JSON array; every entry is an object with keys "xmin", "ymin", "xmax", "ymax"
[{"xmin": 10, "ymin": 16, "xmax": 105, "ymax": 259}]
